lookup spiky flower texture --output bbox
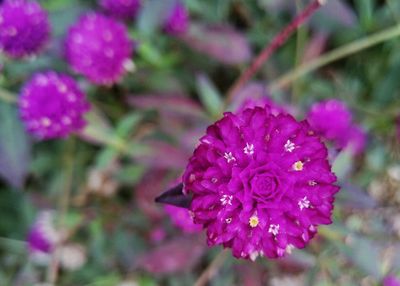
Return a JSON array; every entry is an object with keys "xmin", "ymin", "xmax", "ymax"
[
  {"xmin": 65, "ymin": 13, "xmax": 133, "ymax": 85},
  {"xmin": 0, "ymin": 0, "xmax": 50, "ymax": 58},
  {"xmin": 182, "ymin": 106, "xmax": 339, "ymax": 260},
  {"xmin": 19, "ymin": 71, "xmax": 90, "ymax": 139}
]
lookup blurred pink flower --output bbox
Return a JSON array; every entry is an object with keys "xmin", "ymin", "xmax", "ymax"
[
  {"xmin": 99, "ymin": 0, "xmax": 141, "ymax": 21},
  {"xmin": 19, "ymin": 71, "xmax": 90, "ymax": 139},
  {"xmin": 163, "ymin": 1, "xmax": 189, "ymax": 35},
  {"xmin": 27, "ymin": 211, "xmax": 59, "ymax": 263},
  {"xmin": 65, "ymin": 13, "xmax": 134, "ymax": 85},
  {"xmin": 183, "ymin": 106, "xmax": 339, "ymax": 260},
  {"xmin": 383, "ymin": 275, "xmax": 400, "ymax": 286},
  {"xmin": 0, "ymin": 0, "xmax": 50, "ymax": 58},
  {"xmin": 307, "ymin": 99, "xmax": 366, "ymax": 154}
]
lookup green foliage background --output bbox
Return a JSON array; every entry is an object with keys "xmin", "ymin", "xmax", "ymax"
[{"xmin": 0, "ymin": 0, "xmax": 400, "ymax": 285}]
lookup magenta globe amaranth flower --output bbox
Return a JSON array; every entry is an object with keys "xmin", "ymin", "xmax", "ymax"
[
  {"xmin": 65, "ymin": 13, "xmax": 134, "ymax": 85},
  {"xmin": 163, "ymin": 1, "xmax": 189, "ymax": 35},
  {"xmin": 0, "ymin": 0, "xmax": 50, "ymax": 58},
  {"xmin": 99, "ymin": 0, "xmax": 141, "ymax": 21},
  {"xmin": 19, "ymin": 71, "xmax": 90, "ymax": 139},
  {"xmin": 182, "ymin": 106, "xmax": 339, "ymax": 260},
  {"xmin": 307, "ymin": 99, "xmax": 366, "ymax": 154},
  {"xmin": 307, "ymin": 99, "xmax": 352, "ymax": 141},
  {"xmin": 165, "ymin": 205, "xmax": 202, "ymax": 234}
]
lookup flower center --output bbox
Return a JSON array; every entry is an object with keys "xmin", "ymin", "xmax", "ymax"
[{"xmin": 251, "ymin": 174, "xmax": 279, "ymax": 201}]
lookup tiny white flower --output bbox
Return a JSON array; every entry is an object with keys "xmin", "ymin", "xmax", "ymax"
[
  {"xmin": 224, "ymin": 152, "xmax": 236, "ymax": 163},
  {"xmin": 243, "ymin": 143, "xmax": 255, "ymax": 155},
  {"xmin": 284, "ymin": 139, "xmax": 295, "ymax": 152}
]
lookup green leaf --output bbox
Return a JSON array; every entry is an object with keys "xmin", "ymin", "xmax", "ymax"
[
  {"xmin": 0, "ymin": 102, "xmax": 31, "ymax": 188},
  {"xmin": 196, "ymin": 74, "xmax": 223, "ymax": 118},
  {"xmin": 332, "ymin": 147, "xmax": 353, "ymax": 181},
  {"xmin": 137, "ymin": 0, "xmax": 175, "ymax": 35}
]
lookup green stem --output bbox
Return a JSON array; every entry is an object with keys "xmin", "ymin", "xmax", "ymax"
[
  {"xmin": 47, "ymin": 137, "xmax": 76, "ymax": 284},
  {"xmin": 292, "ymin": 0, "xmax": 308, "ymax": 102},
  {"xmin": 269, "ymin": 24, "xmax": 400, "ymax": 92}
]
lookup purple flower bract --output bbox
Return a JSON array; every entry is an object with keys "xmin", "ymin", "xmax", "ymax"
[
  {"xmin": 65, "ymin": 13, "xmax": 134, "ymax": 85},
  {"xmin": 182, "ymin": 106, "xmax": 339, "ymax": 260},
  {"xmin": 164, "ymin": 205, "xmax": 202, "ymax": 234},
  {"xmin": 0, "ymin": 0, "xmax": 50, "ymax": 58},
  {"xmin": 19, "ymin": 71, "xmax": 90, "ymax": 139},
  {"xmin": 99, "ymin": 0, "xmax": 141, "ymax": 21},
  {"xmin": 163, "ymin": 1, "xmax": 189, "ymax": 35}
]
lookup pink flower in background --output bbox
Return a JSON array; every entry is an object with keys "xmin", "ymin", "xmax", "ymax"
[
  {"xmin": 307, "ymin": 99, "xmax": 366, "ymax": 154},
  {"xmin": 384, "ymin": 275, "xmax": 400, "ymax": 286},
  {"xmin": 0, "ymin": 0, "xmax": 50, "ymax": 58},
  {"xmin": 27, "ymin": 211, "xmax": 59, "ymax": 263},
  {"xmin": 19, "ymin": 71, "xmax": 90, "ymax": 139},
  {"xmin": 307, "ymin": 99, "xmax": 352, "ymax": 141},
  {"xmin": 65, "ymin": 13, "xmax": 134, "ymax": 85},
  {"xmin": 99, "ymin": 0, "xmax": 141, "ymax": 21},
  {"xmin": 340, "ymin": 125, "xmax": 366, "ymax": 155},
  {"xmin": 163, "ymin": 1, "xmax": 189, "ymax": 35},
  {"xmin": 183, "ymin": 106, "xmax": 339, "ymax": 260},
  {"xmin": 164, "ymin": 205, "xmax": 202, "ymax": 234}
]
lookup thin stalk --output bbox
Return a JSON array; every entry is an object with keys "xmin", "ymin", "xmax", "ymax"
[
  {"xmin": 269, "ymin": 23, "xmax": 400, "ymax": 92},
  {"xmin": 292, "ymin": 0, "xmax": 309, "ymax": 102},
  {"xmin": 224, "ymin": 0, "xmax": 325, "ymax": 107},
  {"xmin": 47, "ymin": 137, "xmax": 76, "ymax": 284},
  {"xmin": 194, "ymin": 250, "xmax": 228, "ymax": 286}
]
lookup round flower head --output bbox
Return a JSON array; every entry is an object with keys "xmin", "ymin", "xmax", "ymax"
[
  {"xmin": 164, "ymin": 205, "xmax": 202, "ymax": 234},
  {"xmin": 65, "ymin": 13, "xmax": 134, "ymax": 85},
  {"xmin": 182, "ymin": 106, "xmax": 339, "ymax": 260},
  {"xmin": 19, "ymin": 71, "xmax": 90, "ymax": 139},
  {"xmin": 307, "ymin": 99, "xmax": 352, "ymax": 142},
  {"xmin": 0, "ymin": 0, "xmax": 50, "ymax": 58},
  {"xmin": 163, "ymin": 1, "xmax": 188, "ymax": 35},
  {"xmin": 99, "ymin": 0, "xmax": 141, "ymax": 21}
]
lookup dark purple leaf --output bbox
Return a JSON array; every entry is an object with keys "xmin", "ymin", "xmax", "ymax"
[
  {"xmin": 135, "ymin": 169, "xmax": 171, "ymax": 221},
  {"xmin": 0, "ymin": 103, "xmax": 31, "ymax": 188},
  {"xmin": 181, "ymin": 23, "xmax": 252, "ymax": 65},
  {"xmin": 135, "ymin": 236, "xmax": 205, "ymax": 274}
]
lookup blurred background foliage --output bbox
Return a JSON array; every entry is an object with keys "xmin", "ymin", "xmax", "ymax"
[{"xmin": 0, "ymin": 0, "xmax": 400, "ymax": 285}]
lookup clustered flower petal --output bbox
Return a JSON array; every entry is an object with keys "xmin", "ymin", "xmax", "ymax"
[
  {"xmin": 0, "ymin": 0, "xmax": 50, "ymax": 58},
  {"xmin": 19, "ymin": 71, "xmax": 90, "ymax": 139},
  {"xmin": 164, "ymin": 205, "xmax": 202, "ymax": 234},
  {"xmin": 163, "ymin": 1, "xmax": 189, "ymax": 35},
  {"xmin": 99, "ymin": 0, "xmax": 141, "ymax": 21},
  {"xmin": 182, "ymin": 106, "xmax": 339, "ymax": 260},
  {"xmin": 65, "ymin": 13, "xmax": 134, "ymax": 85},
  {"xmin": 307, "ymin": 99, "xmax": 366, "ymax": 154}
]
